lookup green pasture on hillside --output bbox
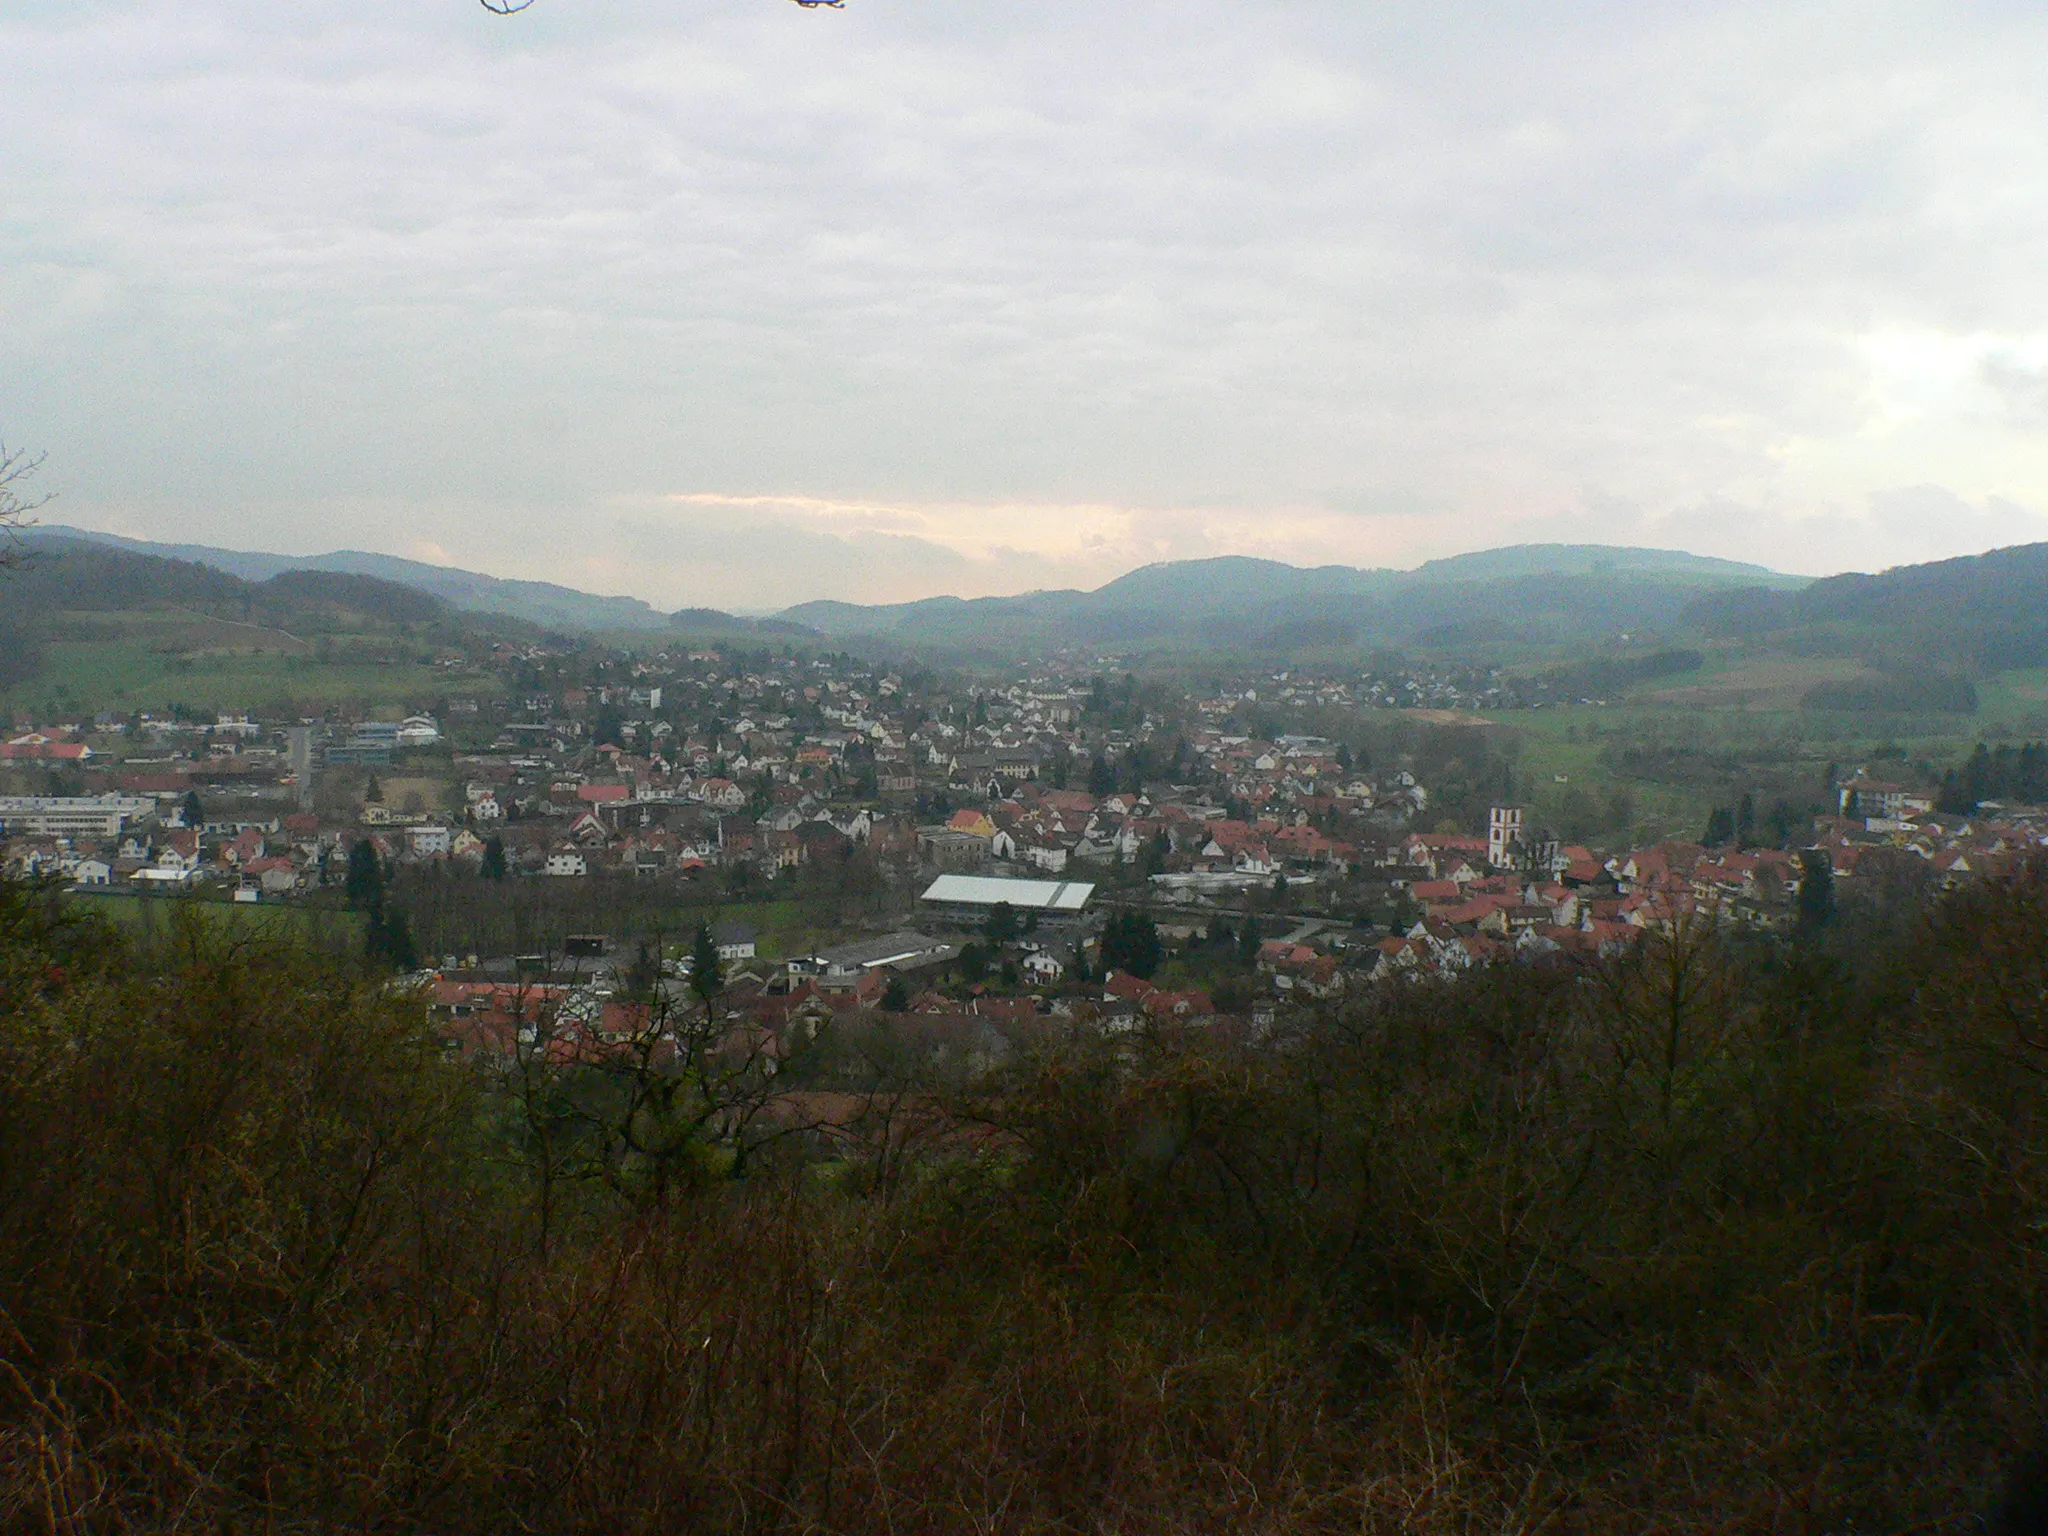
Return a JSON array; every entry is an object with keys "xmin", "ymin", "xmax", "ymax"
[{"xmin": 5, "ymin": 636, "xmax": 501, "ymax": 717}]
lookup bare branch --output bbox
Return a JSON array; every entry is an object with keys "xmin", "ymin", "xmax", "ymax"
[
  {"xmin": 0, "ymin": 440, "xmax": 51, "ymax": 572},
  {"xmin": 482, "ymin": 0, "xmax": 841, "ymax": 11}
]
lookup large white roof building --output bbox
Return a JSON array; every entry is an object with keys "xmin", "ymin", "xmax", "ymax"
[{"xmin": 918, "ymin": 874, "xmax": 1096, "ymax": 919}]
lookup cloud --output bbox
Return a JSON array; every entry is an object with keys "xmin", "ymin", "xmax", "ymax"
[{"xmin": 6, "ymin": 1, "xmax": 2048, "ymax": 601}]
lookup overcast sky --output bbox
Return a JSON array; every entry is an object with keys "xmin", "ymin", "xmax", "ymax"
[{"xmin": 6, "ymin": 1, "xmax": 2048, "ymax": 609}]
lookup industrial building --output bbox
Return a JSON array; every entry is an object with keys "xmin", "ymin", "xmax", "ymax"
[{"xmin": 917, "ymin": 874, "xmax": 1096, "ymax": 926}]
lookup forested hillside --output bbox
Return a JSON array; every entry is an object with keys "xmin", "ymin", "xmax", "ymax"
[
  {"xmin": 8, "ymin": 540, "xmax": 457, "ymax": 630},
  {"xmin": 28, "ymin": 526, "xmax": 674, "ymax": 632},
  {"xmin": 3, "ymin": 868, "xmax": 2044, "ymax": 1533},
  {"xmin": 0, "ymin": 539, "xmax": 543, "ymax": 701},
  {"xmin": 780, "ymin": 548, "xmax": 1803, "ymax": 655},
  {"xmin": 1682, "ymin": 542, "xmax": 2048, "ymax": 673}
]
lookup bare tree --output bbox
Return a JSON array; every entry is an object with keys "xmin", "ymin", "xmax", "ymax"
[
  {"xmin": 0, "ymin": 440, "xmax": 49, "ymax": 571},
  {"xmin": 482, "ymin": 0, "xmax": 840, "ymax": 11}
]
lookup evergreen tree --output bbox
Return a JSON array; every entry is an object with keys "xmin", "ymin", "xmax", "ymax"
[
  {"xmin": 1702, "ymin": 807, "xmax": 1735, "ymax": 846},
  {"xmin": 365, "ymin": 904, "xmax": 418, "ymax": 971},
  {"xmin": 1797, "ymin": 849, "xmax": 1836, "ymax": 933},
  {"xmin": 689, "ymin": 922, "xmax": 724, "ymax": 1009},
  {"xmin": 480, "ymin": 835, "xmax": 507, "ymax": 882},
  {"xmin": 624, "ymin": 940, "xmax": 660, "ymax": 1003},
  {"xmin": 180, "ymin": 789, "xmax": 206, "ymax": 829},
  {"xmin": 1099, "ymin": 910, "xmax": 1163, "ymax": 980},
  {"xmin": 1736, "ymin": 792, "xmax": 1756, "ymax": 847},
  {"xmin": 1128, "ymin": 915, "xmax": 1161, "ymax": 979},
  {"xmin": 365, "ymin": 774, "xmax": 383, "ymax": 804},
  {"xmin": 985, "ymin": 901, "xmax": 1017, "ymax": 945},
  {"xmin": 881, "ymin": 973, "xmax": 910, "ymax": 1012},
  {"xmin": 1239, "ymin": 914, "xmax": 1261, "ymax": 966},
  {"xmin": 344, "ymin": 840, "xmax": 384, "ymax": 911},
  {"xmin": 1098, "ymin": 913, "xmax": 1126, "ymax": 974}
]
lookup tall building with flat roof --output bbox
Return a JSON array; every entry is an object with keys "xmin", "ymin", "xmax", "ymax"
[{"xmin": 0, "ymin": 795, "xmax": 155, "ymax": 839}]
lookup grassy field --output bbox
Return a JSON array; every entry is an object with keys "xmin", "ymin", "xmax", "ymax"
[
  {"xmin": 1495, "ymin": 679, "xmax": 2038, "ymax": 846},
  {"xmin": 5, "ymin": 634, "xmax": 502, "ymax": 718},
  {"xmin": 65, "ymin": 890, "xmax": 369, "ymax": 950},
  {"xmin": 658, "ymin": 898, "xmax": 839, "ymax": 963}
]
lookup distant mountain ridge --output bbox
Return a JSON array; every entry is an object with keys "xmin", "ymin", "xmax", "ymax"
[
  {"xmin": 25, "ymin": 525, "xmax": 2048, "ymax": 673},
  {"xmin": 776, "ymin": 546, "xmax": 1810, "ymax": 653},
  {"xmin": 29, "ymin": 527, "xmax": 673, "ymax": 633},
  {"xmin": 23, "ymin": 527, "xmax": 1817, "ymax": 653}
]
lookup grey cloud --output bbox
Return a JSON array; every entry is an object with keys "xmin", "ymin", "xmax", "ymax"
[{"xmin": 5, "ymin": 1, "xmax": 2048, "ymax": 598}]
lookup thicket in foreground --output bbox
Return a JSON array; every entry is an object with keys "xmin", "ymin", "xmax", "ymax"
[{"xmin": 2, "ymin": 871, "xmax": 2046, "ymax": 1532}]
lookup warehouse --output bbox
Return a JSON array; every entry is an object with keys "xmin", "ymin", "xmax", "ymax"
[{"xmin": 918, "ymin": 874, "xmax": 1096, "ymax": 926}]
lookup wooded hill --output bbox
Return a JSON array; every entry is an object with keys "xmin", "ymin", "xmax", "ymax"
[
  {"xmin": 26, "ymin": 525, "xmax": 673, "ymax": 633},
  {"xmin": 1682, "ymin": 543, "xmax": 2048, "ymax": 674},
  {"xmin": 779, "ymin": 547, "xmax": 1802, "ymax": 656},
  {"xmin": 0, "ymin": 536, "xmax": 542, "ymax": 693}
]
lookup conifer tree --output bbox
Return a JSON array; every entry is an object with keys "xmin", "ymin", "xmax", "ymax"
[
  {"xmin": 690, "ymin": 922, "xmax": 723, "ymax": 1009},
  {"xmin": 345, "ymin": 840, "xmax": 384, "ymax": 910}
]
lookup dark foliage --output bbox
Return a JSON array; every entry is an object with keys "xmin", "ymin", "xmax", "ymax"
[
  {"xmin": 262, "ymin": 567, "xmax": 446, "ymax": 623},
  {"xmin": 1939, "ymin": 740, "xmax": 2048, "ymax": 812},
  {"xmin": 1803, "ymin": 671, "xmax": 1978, "ymax": 713},
  {"xmin": 1098, "ymin": 909, "xmax": 1162, "ymax": 979},
  {"xmin": 1543, "ymin": 647, "xmax": 1703, "ymax": 698},
  {"xmin": 1687, "ymin": 543, "xmax": 2048, "ymax": 673},
  {"xmin": 6, "ymin": 870, "xmax": 2048, "ymax": 1531}
]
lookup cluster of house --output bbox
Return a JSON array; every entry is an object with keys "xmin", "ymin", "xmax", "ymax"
[
  {"xmin": 1367, "ymin": 774, "xmax": 2048, "ymax": 980},
  {"xmin": 0, "ymin": 790, "xmax": 327, "ymax": 896}
]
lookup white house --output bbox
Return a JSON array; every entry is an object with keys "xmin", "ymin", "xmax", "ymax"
[
  {"xmin": 711, "ymin": 920, "xmax": 758, "ymax": 961},
  {"xmin": 544, "ymin": 849, "xmax": 588, "ymax": 877},
  {"xmin": 407, "ymin": 824, "xmax": 452, "ymax": 858},
  {"xmin": 1022, "ymin": 950, "xmax": 1066, "ymax": 982}
]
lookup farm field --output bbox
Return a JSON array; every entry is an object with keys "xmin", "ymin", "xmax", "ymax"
[
  {"xmin": 1633, "ymin": 654, "xmax": 1872, "ymax": 711},
  {"xmin": 3, "ymin": 633, "xmax": 501, "ymax": 717},
  {"xmin": 65, "ymin": 890, "xmax": 369, "ymax": 950},
  {"xmin": 1493, "ymin": 684, "xmax": 2035, "ymax": 846}
]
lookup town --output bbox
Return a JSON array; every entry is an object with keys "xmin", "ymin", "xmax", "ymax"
[{"xmin": 6, "ymin": 636, "xmax": 2044, "ymax": 1064}]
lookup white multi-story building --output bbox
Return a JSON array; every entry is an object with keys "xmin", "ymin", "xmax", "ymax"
[
  {"xmin": 406, "ymin": 824, "xmax": 452, "ymax": 858},
  {"xmin": 0, "ymin": 795, "xmax": 156, "ymax": 839}
]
